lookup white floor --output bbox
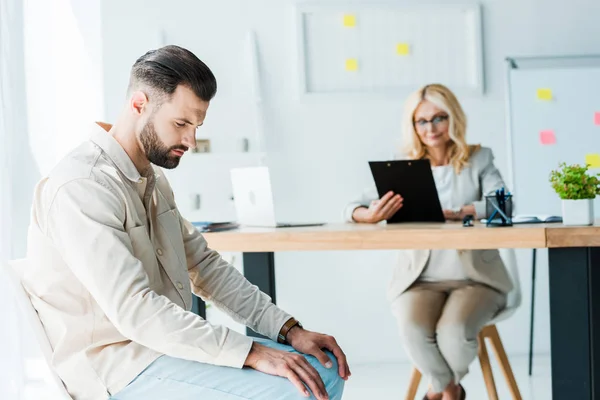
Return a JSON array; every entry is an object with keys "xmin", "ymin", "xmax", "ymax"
[
  {"xmin": 342, "ymin": 354, "xmax": 552, "ymax": 400},
  {"xmin": 19, "ymin": 354, "xmax": 551, "ymax": 400}
]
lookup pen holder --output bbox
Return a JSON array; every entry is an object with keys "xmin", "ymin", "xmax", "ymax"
[{"xmin": 485, "ymin": 193, "xmax": 513, "ymax": 227}]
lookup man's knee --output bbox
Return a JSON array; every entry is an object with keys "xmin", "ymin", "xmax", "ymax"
[{"xmin": 317, "ymin": 351, "xmax": 345, "ymax": 397}]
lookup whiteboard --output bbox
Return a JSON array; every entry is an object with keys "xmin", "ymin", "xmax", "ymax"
[
  {"xmin": 295, "ymin": 3, "xmax": 484, "ymax": 96},
  {"xmin": 505, "ymin": 56, "xmax": 600, "ymax": 217}
]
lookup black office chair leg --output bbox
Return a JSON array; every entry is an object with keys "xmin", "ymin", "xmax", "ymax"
[{"xmin": 528, "ymin": 248, "xmax": 537, "ymax": 376}]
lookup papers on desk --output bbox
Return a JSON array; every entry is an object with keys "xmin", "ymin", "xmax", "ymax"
[
  {"xmin": 191, "ymin": 221, "xmax": 239, "ymax": 232},
  {"xmin": 481, "ymin": 215, "xmax": 562, "ymax": 224}
]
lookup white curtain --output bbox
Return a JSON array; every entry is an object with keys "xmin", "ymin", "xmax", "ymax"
[
  {"xmin": 0, "ymin": 0, "xmax": 27, "ymax": 398},
  {"xmin": 1, "ymin": 0, "xmax": 103, "ymax": 398},
  {"xmin": 23, "ymin": 0, "xmax": 105, "ymax": 176},
  {"xmin": 0, "ymin": 0, "xmax": 14, "ymax": 264}
]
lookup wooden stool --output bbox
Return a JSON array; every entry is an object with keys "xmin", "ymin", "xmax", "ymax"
[{"xmin": 404, "ymin": 325, "xmax": 522, "ymax": 400}]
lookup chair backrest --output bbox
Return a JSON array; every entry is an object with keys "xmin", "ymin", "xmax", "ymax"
[
  {"xmin": 489, "ymin": 248, "xmax": 522, "ymax": 324},
  {"xmin": 2, "ymin": 259, "xmax": 72, "ymax": 399}
]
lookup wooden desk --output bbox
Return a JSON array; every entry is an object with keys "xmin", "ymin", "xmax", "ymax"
[
  {"xmin": 203, "ymin": 222, "xmax": 600, "ymax": 400},
  {"xmin": 203, "ymin": 222, "xmax": 549, "ymax": 251}
]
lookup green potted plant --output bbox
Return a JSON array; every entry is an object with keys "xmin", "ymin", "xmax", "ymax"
[{"xmin": 549, "ymin": 162, "xmax": 600, "ymax": 225}]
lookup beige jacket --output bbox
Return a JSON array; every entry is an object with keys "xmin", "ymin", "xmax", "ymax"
[
  {"xmin": 343, "ymin": 147, "xmax": 513, "ymax": 301},
  {"xmin": 22, "ymin": 123, "xmax": 292, "ymax": 400}
]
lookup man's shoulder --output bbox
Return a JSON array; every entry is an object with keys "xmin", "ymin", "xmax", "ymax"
[
  {"xmin": 48, "ymin": 141, "xmax": 99, "ymax": 183},
  {"xmin": 44, "ymin": 141, "xmax": 125, "ymax": 198}
]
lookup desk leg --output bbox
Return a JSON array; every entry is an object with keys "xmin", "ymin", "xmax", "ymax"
[
  {"xmin": 528, "ymin": 248, "xmax": 537, "ymax": 376},
  {"xmin": 243, "ymin": 252, "xmax": 276, "ymax": 338},
  {"xmin": 549, "ymin": 247, "xmax": 600, "ymax": 399}
]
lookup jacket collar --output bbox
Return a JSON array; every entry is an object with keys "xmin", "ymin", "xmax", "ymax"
[{"xmin": 90, "ymin": 122, "xmax": 143, "ymax": 183}]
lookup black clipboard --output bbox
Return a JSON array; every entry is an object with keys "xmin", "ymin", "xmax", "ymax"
[{"xmin": 368, "ymin": 159, "xmax": 445, "ymax": 223}]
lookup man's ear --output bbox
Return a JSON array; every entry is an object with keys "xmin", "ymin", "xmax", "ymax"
[{"xmin": 130, "ymin": 91, "xmax": 149, "ymax": 115}]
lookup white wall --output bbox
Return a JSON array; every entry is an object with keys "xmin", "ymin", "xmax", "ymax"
[{"xmin": 100, "ymin": 0, "xmax": 600, "ymax": 365}]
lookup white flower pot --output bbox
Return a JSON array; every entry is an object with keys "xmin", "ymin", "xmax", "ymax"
[{"xmin": 561, "ymin": 199, "xmax": 594, "ymax": 226}]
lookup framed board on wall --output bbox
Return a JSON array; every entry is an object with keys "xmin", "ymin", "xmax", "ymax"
[
  {"xmin": 505, "ymin": 55, "xmax": 600, "ymax": 216},
  {"xmin": 295, "ymin": 2, "xmax": 484, "ymax": 97}
]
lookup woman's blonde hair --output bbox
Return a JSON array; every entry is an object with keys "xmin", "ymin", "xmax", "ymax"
[{"xmin": 401, "ymin": 83, "xmax": 479, "ymax": 173}]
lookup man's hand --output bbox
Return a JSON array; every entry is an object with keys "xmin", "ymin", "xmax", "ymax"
[
  {"xmin": 352, "ymin": 191, "xmax": 403, "ymax": 223},
  {"xmin": 286, "ymin": 327, "xmax": 351, "ymax": 382},
  {"xmin": 244, "ymin": 341, "xmax": 330, "ymax": 400}
]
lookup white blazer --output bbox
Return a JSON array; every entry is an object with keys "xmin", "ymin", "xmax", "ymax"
[{"xmin": 344, "ymin": 147, "xmax": 513, "ymax": 302}]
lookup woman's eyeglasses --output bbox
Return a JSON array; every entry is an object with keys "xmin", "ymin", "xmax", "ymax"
[{"xmin": 414, "ymin": 115, "xmax": 449, "ymax": 129}]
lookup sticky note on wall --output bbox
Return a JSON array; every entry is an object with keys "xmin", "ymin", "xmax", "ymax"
[
  {"xmin": 586, "ymin": 153, "xmax": 600, "ymax": 168},
  {"xmin": 540, "ymin": 130, "xmax": 556, "ymax": 145},
  {"xmin": 343, "ymin": 14, "xmax": 356, "ymax": 27},
  {"xmin": 345, "ymin": 58, "xmax": 358, "ymax": 71},
  {"xmin": 396, "ymin": 43, "xmax": 410, "ymax": 55},
  {"xmin": 594, "ymin": 112, "xmax": 600, "ymax": 126},
  {"xmin": 537, "ymin": 88, "xmax": 553, "ymax": 101}
]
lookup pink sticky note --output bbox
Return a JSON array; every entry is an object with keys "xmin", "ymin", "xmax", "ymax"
[
  {"xmin": 595, "ymin": 112, "xmax": 600, "ymax": 126},
  {"xmin": 540, "ymin": 130, "xmax": 556, "ymax": 145}
]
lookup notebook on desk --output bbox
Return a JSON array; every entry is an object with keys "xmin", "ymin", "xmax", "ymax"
[
  {"xmin": 481, "ymin": 214, "xmax": 563, "ymax": 224},
  {"xmin": 192, "ymin": 221, "xmax": 239, "ymax": 232}
]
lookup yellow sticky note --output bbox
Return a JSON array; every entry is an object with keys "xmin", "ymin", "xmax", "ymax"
[
  {"xmin": 585, "ymin": 153, "xmax": 600, "ymax": 168},
  {"xmin": 396, "ymin": 43, "xmax": 410, "ymax": 55},
  {"xmin": 537, "ymin": 88, "xmax": 553, "ymax": 101},
  {"xmin": 345, "ymin": 58, "xmax": 358, "ymax": 71},
  {"xmin": 343, "ymin": 14, "xmax": 356, "ymax": 27}
]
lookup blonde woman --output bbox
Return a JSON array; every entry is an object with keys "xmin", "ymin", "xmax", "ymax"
[{"xmin": 344, "ymin": 84, "xmax": 512, "ymax": 400}]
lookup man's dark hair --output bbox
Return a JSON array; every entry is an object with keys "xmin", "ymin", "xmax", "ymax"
[{"xmin": 128, "ymin": 45, "xmax": 217, "ymax": 102}]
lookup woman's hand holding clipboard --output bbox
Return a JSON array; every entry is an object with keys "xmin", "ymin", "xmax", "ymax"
[{"xmin": 352, "ymin": 191, "xmax": 404, "ymax": 223}]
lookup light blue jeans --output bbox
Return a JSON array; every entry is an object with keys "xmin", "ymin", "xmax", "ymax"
[{"xmin": 110, "ymin": 339, "xmax": 345, "ymax": 400}]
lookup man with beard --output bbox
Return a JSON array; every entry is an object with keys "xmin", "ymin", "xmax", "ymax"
[{"xmin": 23, "ymin": 45, "xmax": 348, "ymax": 400}]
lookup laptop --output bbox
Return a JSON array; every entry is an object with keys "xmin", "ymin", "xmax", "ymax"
[
  {"xmin": 368, "ymin": 159, "xmax": 445, "ymax": 223},
  {"xmin": 230, "ymin": 166, "xmax": 325, "ymax": 228}
]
